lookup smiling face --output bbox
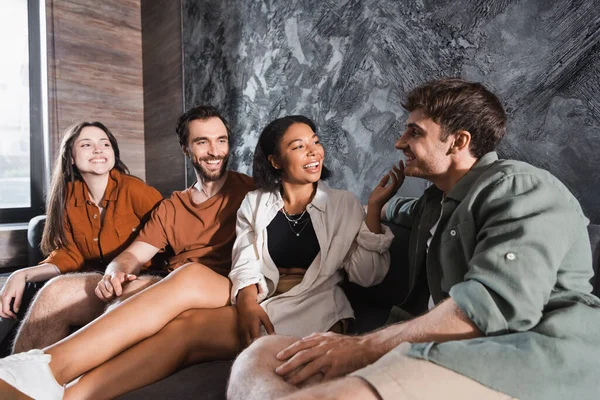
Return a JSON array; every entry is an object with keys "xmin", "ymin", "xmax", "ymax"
[
  {"xmin": 270, "ymin": 122, "xmax": 324, "ymax": 185},
  {"xmin": 184, "ymin": 117, "xmax": 230, "ymax": 182},
  {"xmin": 71, "ymin": 126, "xmax": 116, "ymax": 177},
  {"xmin": 395, "ymin": 108, "xmax": 454, "ymax": 181}
]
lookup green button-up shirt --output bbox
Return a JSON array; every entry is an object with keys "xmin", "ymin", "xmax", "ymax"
[{"xmin": 386, "ymin": 152, "xmax": 600, "ymax": 399}]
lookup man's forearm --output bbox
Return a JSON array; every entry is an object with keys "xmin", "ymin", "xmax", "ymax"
[
  {"xmin": 362, "ymin": 298, "xmax": 482, "ymax": 359},
  {"xmin": 104, "ymin": 251, "xmax": 144, "ymax": 276}
]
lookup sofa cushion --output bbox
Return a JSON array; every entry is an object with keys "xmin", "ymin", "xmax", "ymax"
[{"xmin": 118, "ymin": 361, "xmax": 232, "ymax": 400}]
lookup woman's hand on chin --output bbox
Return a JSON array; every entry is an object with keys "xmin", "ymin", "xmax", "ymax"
[
  {"xmin": 368, "ymin": 161, "xmax": 404, "ymax": 211},
  {"xmin": 365, "ymin": 162, "xmax": 404, "ymax": 233}
]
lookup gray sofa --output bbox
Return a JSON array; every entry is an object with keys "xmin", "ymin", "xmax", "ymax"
[
  {"xmin": 11, "ymin": 218, "xmax": 600, "ymax": 399},
  {"xmin": 121, "ymin": 223, "xmax": 600, "ymax": 400}
]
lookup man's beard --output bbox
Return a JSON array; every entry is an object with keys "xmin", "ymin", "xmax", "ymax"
[{"xmin": 192, "ymin": 155, "xmax": 229, "ymax": 182}]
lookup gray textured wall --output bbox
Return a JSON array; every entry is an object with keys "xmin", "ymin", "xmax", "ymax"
[{"xmin": 183, "ymin": 0, "xmax": 600, "ymax": 223}]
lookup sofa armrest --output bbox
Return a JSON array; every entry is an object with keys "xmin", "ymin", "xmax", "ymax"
[{"xmin": 27, "ymin": 215, "xmax": 46, "ymax": 266}]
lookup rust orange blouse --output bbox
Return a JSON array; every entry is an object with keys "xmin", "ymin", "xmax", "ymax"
[{"xmin": 42, "ymin": 169, "xmax": 163, "ymax": 273}]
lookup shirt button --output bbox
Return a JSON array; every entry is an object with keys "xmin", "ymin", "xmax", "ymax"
[
  {"xmin": 93, "ymin": 237, "xmax": 99, "ymax": 242},
  {"xmin": 450, "ymin": 229, "xmax": 457, "ymax": 236},
  {"xmin": 505, "ymin": 252, "xmax": 516, "ymax": 261},
  {"xmin": 93, "ymin": 214, "xmax": 98, "ymax": 219}
]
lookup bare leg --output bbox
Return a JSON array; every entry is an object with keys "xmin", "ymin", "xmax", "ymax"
[
  {"xmin": 45, "ymin": 263, "xmax": 230, "ymax": 385},
  {"xmin": 12, "ymin": 274, "xmax": 105, "ymax": 353},
  {"xmin": 0, "ymin": 381, "xmax": 33, "ymax": 400},
  {"xmin": 64, "ymin": 306, "xmax": 241, "ymax": 400},
  {"xmin": 103, "ymin": 274, "xmax": 162, "ymax": 313},
  {"xmin": 228, "ymin": 335, "xmax": 301, "ymax": 400},
  {"xmin": 13, "ymin": 274, "xmax": 162, "ymax": 353}
]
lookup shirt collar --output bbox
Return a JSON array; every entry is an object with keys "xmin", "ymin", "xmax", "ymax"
[
  {"xmin": 72, "ymin": 179, "xmax": 86, "ymax": 207},
  {"xmin": 266, "ymin": 180, "xmax": 328, "ymax": 212},
  {"xmin": 445, "ymin": 152, "xmax": 499, "ymax": 202},
  {"xmin": 104, "ymin": 169, "xmax": 120, "ymax": 202},
  {"xmin": 73, "ymin": 169, "xmax": 121, "ymax": 207}
]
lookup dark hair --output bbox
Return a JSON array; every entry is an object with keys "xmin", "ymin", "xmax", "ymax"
[
  {"xmin": 41, "ymin": 122, "xmax": 129, "ymax": 255},
  {"xmin": 175, "ymin": 105, "xmax": 232, "ymax": 148},
  {"xmin": 253, "ymin": 115, "xmax": 331, "ymax": 191},
  {"xmin": 403, "ymin": 78, "xmax": 507, "ymax": 158}
]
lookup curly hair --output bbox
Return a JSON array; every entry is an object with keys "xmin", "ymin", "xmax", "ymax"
[{"xmin": 253, "ymin": 115, "xmax": 331, "ymax": 191}]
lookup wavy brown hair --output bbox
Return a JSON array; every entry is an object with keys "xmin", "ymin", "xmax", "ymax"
[
  {"xmin": 40, "ymin": 122, "xmax": 129, "ymax": 255},
  {"xmin": 403, "ymin": 78, "xmax": 507, "ymax": 158}
]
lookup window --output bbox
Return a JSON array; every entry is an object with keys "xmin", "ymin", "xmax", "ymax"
[{"xmin": 0, "ymin": 0, "xmax": 45, "ymax": 223}]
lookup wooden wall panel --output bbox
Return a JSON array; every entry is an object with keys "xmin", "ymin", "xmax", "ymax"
[
  {"xmin": 46, "ymin": 0, "xmax": 146, "ymax": 179},
  {"xmin": 141, "ymin": 0, "xmax": 185, "ymax": 196}
]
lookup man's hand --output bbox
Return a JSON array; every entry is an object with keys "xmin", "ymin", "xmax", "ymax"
[
  {"xmin": 95, "ymin": 271, "xmax": 137, "ymax": 302},
  {"xmin": 0, "ymin": 270, "xmax": 27, "ymax": 319},
  {"xmin": 236, "ymin": 285, "xmax": 274, "ymax": 347},
  {"xmin": 275, "ymin": 332, "xmax": 378, "ymax": 386},
  {"xmin": 368, "ymin": 161, "xmax": 404, "ymax": 210}
]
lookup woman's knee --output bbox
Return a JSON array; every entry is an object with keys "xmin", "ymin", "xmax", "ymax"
[
  {"xmin": 166, "ymin": 263, "xmax": 230, "ymax": 305},
  {"xmin": 168, "ymin": 262, "xmax": 215, "ymax": 282}
]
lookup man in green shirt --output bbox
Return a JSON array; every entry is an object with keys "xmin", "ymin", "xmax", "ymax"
[{"xmin": 227, "ymin": 78, "xmax": 600, "ymax": 400}]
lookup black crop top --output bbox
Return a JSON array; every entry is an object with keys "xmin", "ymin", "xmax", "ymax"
[{"xmin": 266, "ymin": 211, "xmax": 320, "ymax": 269}]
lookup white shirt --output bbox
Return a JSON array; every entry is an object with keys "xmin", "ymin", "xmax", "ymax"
[{"xmin": 229, "ymin": 181, "xmax": 394, "ymax": 337}]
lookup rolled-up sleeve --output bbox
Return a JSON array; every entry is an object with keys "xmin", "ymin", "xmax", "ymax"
[
  {"xmin": 135, "ymin": 201, "xmax": 170, "ymax": 250},
  {"xmin": 131, "ymin": 185, "xmax": 163, "ymax": 221},
  {"xmin": 449, "ymin": 173, "xmax": 585, "ymax": 335},
  {"xmin": 42, "ymin": 222, "xmax": 84, "ymax": 273},
  {"xmin": 229, "ymin": 195, "xmax": 270, "ymax": 304},
  {"xmin": 450, "ymin": 280, "xmax": 509, "ymax": 335},
  {"xmin": 385, "ymin": 196, "xmax": 420, "ymax": 228},
  {"xmin": 344, "ymin": 196, "xmax": 393, "ymax": 287}
]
